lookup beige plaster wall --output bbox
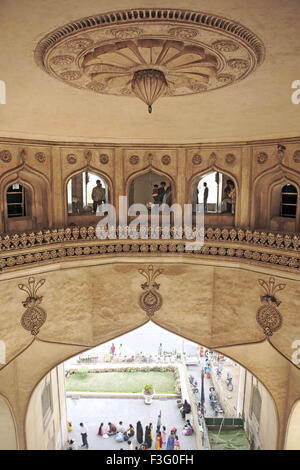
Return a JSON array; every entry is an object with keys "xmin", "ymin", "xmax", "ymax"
[
  {"xmin": 0, "ymin": 394, "xmax": 18, "ymax": 450},
  {"xmin": 243, "ymin": 370, "xmax": 278, "ymax": 450},
  {"xmin": 25, "ymin": 364, "xmax": 67, "ymax": 450},
  {"xmin": 284, "ymin": 400, "xmax": 300, "ymax": 450}
]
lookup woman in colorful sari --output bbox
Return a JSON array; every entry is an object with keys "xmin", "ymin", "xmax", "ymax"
[
  {"xmin": 166, "ymin": 431, "xmax": 175, "ymax": 450},
  {"xmin": 162, "ymin": 426, "xmax": 167, "ymax": 446},
  {"xmin": 98, "ymin": 422, "xmax": 104, "ymax": 436},
  {"xmin": 155, "ymin": 432, "xmax": 162, "ymax": 450},
  {"xmin": 174, "ymin": 435, "xmax": 180, "ymax": 450}
]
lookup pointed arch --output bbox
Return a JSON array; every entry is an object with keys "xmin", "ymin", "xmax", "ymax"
[
  {"xmin": 250, "ymin": 165, "xmax": 300, "ymax": 231},
  {"xmin": 64, "ymin": 166, "xmax": 113, "ymax": 222},
  {"xmin": 187, "ymin": 165, "xmax": 240, "ymax": 225},
  {"xmin": 125, "ymin": 165, "xmax": 176, "ymax": 207},
  {"xmin": 0, "ymin": 166, "xmax": 51, "ymax": 233}
]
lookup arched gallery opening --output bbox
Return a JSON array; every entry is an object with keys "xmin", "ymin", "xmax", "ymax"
[
  {"xmin": 67, "ymin": 172, "xmax": 109, "ymax": 215},
  {"xmin": 24, "ymin": 323, "xmax": 278, "ymax": 451},
  {"xmin": 128, "ymin": 171, "xmax": 173, "ymax": 208}
]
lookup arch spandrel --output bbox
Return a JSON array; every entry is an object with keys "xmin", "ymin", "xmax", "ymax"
[{"xmin": 0, "ymin": 259, "xmax": 298, "ymax": 369}]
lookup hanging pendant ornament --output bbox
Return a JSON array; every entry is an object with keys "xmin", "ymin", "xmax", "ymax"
[{"xmin": 132, "ymin": 69, "xmax": 168, "ymax": 113}]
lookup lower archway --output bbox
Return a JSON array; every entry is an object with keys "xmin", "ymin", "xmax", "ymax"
[{"xmin": 25, "ymin": 322, "xmax": 278, "ymax": 451}]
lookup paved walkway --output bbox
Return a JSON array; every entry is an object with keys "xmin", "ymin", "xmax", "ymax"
[{"xmin": 66, "ymin": 397, "xmax": 197, "ymax": 450}]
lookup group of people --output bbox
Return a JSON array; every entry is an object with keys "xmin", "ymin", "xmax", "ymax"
[
  {"xmin": 96, "ymin": 414, "xmax": 181, "ymax": 450},
  {"xmin": 201, "ymin": 178, "xmax": 236, "ymax": 214},
  {"xmin": 152, "ymin": 181, "xmax": 172, "ymax": 207},
  {"xmin": 82, "ymin": 410, "xmax": 189, "ymax": 451}
]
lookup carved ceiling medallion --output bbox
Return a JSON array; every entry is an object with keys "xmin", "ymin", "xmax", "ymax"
[{"xmin": 35, "ymin": 8, "xmax": 264, "ymax": 110}]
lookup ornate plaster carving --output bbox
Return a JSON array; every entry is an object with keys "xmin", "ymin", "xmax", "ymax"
[
  {"xmin": 161, "ymin": 155, "xmax": 171, "ymax": 165},
  {"xmin": 192, "ymin": 154, "xmax": 202, "ymax": 165},
  {"xmin": 35, "ymin": 8, "xmax": 264, "ymax": 101},
  {"xmin": 0, "ymin": 150, "xmax": 12, "ymax": 163},
  {"xmin": 139, "ymin": 265, "xmax": 163, "ymax": 318},
  {"xmin": 18, "ymin": 277, "xmax": 47, "ymax": 335},
  {"xmin": 129, "ymin": 155, "xmax": 139, "ymax": 165},
  {"xmin": 256, "ymin": 277, "xmax": 286, "ymax": 336}
]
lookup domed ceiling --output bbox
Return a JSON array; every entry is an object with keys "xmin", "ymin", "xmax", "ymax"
[{"xmin": 1, "ymin": 0, "xmax": 300, "ymax": 143}]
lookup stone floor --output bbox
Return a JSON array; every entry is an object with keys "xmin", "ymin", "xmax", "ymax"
[{"xmin": 66, "ymin": 397, "xmax": 198, "ymax": 450}]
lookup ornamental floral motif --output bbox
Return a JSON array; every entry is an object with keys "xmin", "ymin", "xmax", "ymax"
[
  {"xmin": 225, "ymin": 153, "xmax": 236, "ymax": 165},
  {"xmin": 293, "ymin": 150, "xmax": 300, "ymax": 163},
  {"xmin": 0, "ymin": 150, "xmax": 12, "ymax": 163},
  {"xmin": 209, "ymin": 152, "xmax": 217, "ymax": 166},
  {"xmin": 212, "ymin": 40, "xmax": 239, "ymax": 52},
  {"xmin": 168, "ymin": 27, "xmax": 198, "ymax": 39},
  {"xmin": 139, "ymin": 265, "xmax": 163, "ymax": 318},
  {"xmin": 161, "ymin": 155, "xmax": 171, "ymax": 165},
  {"xmin": 99, "ymin": 154, "xmax": 109, "ymax": 164},
  {"xmin": 109, "ymin": 27, "xmax": 142, "ymax": 39},
  {"xmin": 67, "ymin": 154, "xmax": 77, "ymax": 164},
  {"xmin": 129, "ymin": 155, "xmax": 139, "ymax": 165},
  {"xmin": 257, "ymin": 152, "xmax": 268, "ymax": 164},
  {"xmin": 216, "ymin": 74, "xmax": 234, "ymax": 84},
  {"xmin": 50, "ymin": 55, "xmax": 74, "ymax": 66},
  {"xmin": 87, "ymin": 81, "xmax": 107, "ymax": 93},
  {"xmin": 227, "ymin": 58, "xmax": 249, "ymax": 71},
  {"xmin": 192, "ymin": 154, "xmax": 202, "ymax": 165},
  {"xmin": 65, "ymin": 37, "xmax": 93, "ymax": 51},
  {"xmin": 35, "ymin": 152, "xmax": 46, "ymax": 163},
  {"xmin": 256, "ymin": 277, "xmax": 286, "ymax": 336},
  {"xmin": 60, "ymin": 71, "xmax": 82, "ymax": 81},
  {"xmin": 18, "ymin": 277, "xmax": 47, "ymax": 336}
]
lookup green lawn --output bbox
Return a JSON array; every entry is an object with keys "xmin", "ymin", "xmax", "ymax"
[{"xmin": 66, "ymin": 371, "xmax": 176, "ymax": 393}]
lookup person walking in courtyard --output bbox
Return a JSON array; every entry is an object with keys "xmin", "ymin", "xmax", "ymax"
[
  {"xmin": 162, "ymin": 426, "xmax": 167, "ymax": 446},
  {"xmin": 156, "ymin": 411, "xmax": 162, "ymax": 433},
  {"xmin": 111, "ymin": 343, "xmax": 116, "ymax": 356},
  {"xmin": 136, "ymin": 421, "xmax": 143, "ymax": 444},
  {"xmin": 149, "ymin": 422, "xmax": 153, "ymax": 440},
  {"xmin": 155, "ymin": 431, "xmax": 163, "ymax": 450},
  {"xmin": 166, "ymin": 431, "xmax": 175, "ymax": 450},
  {"xmin": 145, "ymin": 425, "xmax": 152, "ymax": 448},
  {"xmin": 79, "ymin": 422, "xmax": 89, "ymax": 449},
  {"xmin": 174, "ymin": 435, "xmax": 180, "ymax": 450}
]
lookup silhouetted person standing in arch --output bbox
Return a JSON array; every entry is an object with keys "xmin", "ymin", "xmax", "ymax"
[{"xmin": 203, "ymin": 182, "xmax": 209, "ymax": 213}]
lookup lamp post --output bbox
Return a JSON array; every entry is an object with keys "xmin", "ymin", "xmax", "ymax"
[{"xmin": 200, "ymin": 367, "xmax": 205, "ymax": 416}]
